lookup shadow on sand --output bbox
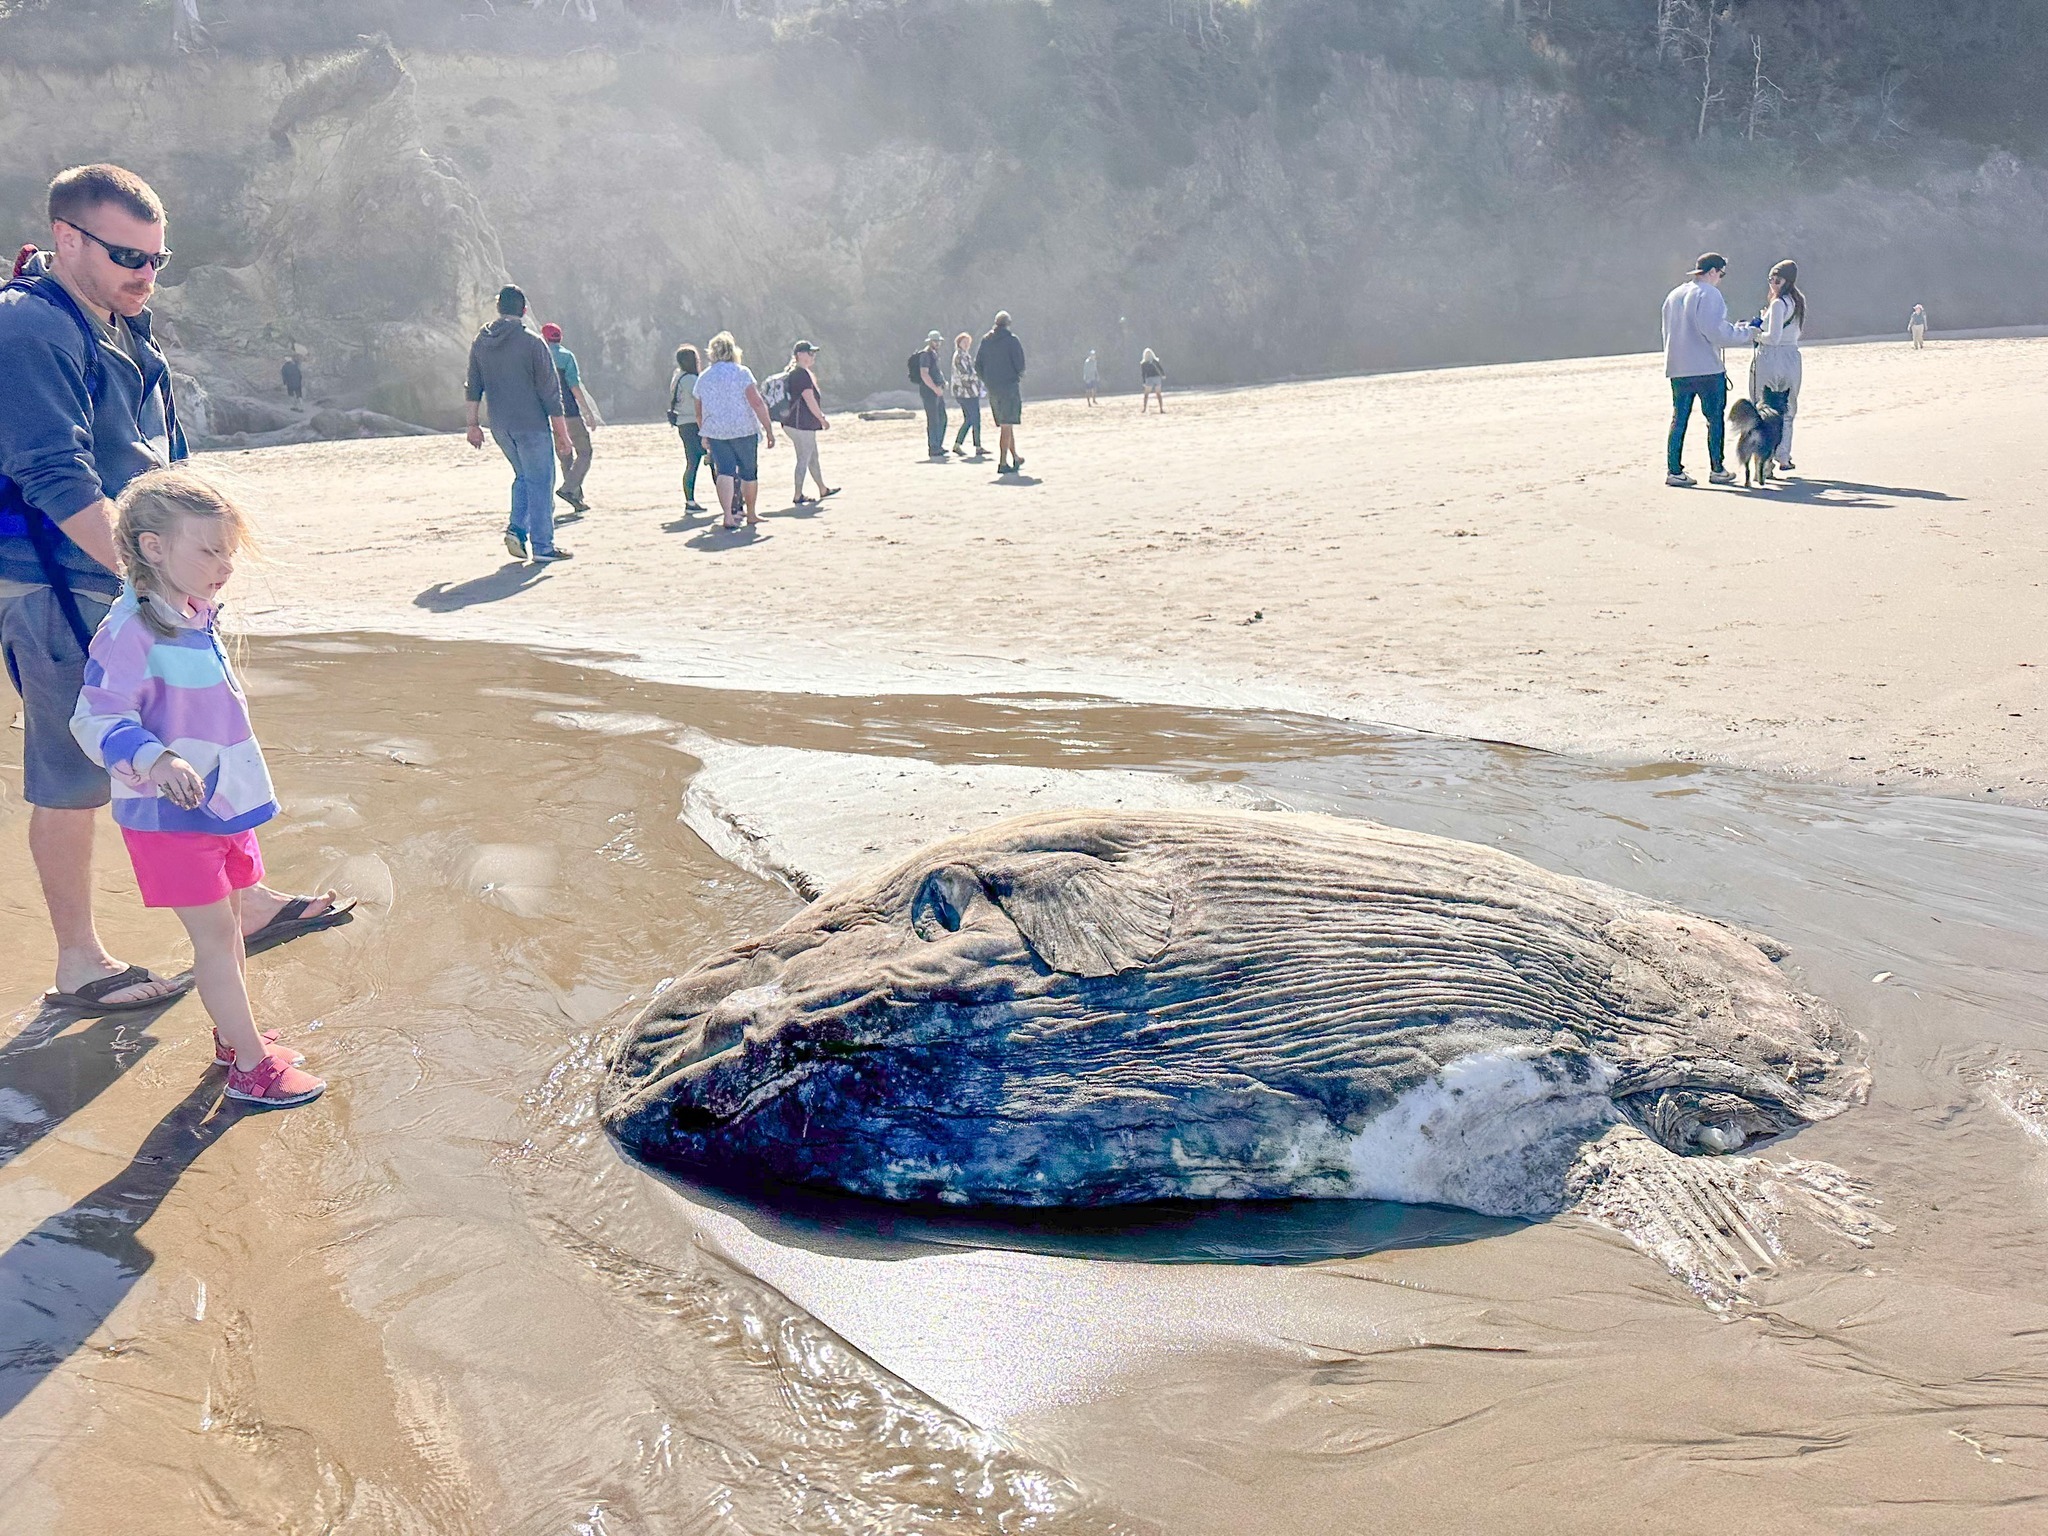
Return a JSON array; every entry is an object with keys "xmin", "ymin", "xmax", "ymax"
[
  {"xmin": 0, "ymin": 1074, "xmax": 238, "ymax": 1420},
  {"xmin": 631, "ymin": 1156, "xmax": 1519, "ymax": 1267},
  {"xmin": 413, "ymin": 561, "xmax": 552, "ymax": 611},
  {"xmin": 1751, "ymin": 476, "xmax": 1961, "ymax": 509},
  {"xmin": 1, "ymin": 999, "xmax": 186, "ymax": 1174}
]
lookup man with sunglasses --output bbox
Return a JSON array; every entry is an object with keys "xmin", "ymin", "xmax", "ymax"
[{"xmin": 1, "ymin": 164, "xmax": 346, "ymax": 1012}]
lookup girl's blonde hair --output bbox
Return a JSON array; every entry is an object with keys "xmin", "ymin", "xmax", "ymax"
[
  {"xmin": 954, "ymin": 331, "xmax": 971, "ymax": 350},
  {"xmin": 707, "ymin": 330, "xmax": 740, "ymax": 365},
  {"xmin": 113, "ymin": 468, "xmax": 254, "ymax": 636}
]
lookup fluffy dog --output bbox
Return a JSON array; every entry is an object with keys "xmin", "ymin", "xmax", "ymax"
[{"xmin": 1727, "ymin": 398, "xmax": 1784, "ymax": 488}]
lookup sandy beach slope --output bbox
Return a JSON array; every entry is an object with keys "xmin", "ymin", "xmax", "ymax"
[{"xmin": 203, "ymin": 335, "xmax": 2048, "ymax": 803}]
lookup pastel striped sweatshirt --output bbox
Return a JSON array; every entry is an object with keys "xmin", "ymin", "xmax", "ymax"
[{"xmin": 70, "ymin": 584, "xmax": 278, "ymax": 834}]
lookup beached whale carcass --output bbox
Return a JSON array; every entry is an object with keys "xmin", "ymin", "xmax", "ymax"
[{"xmin": 603, "ymin": 809, "xmax": 1866, "ymax": 1221}]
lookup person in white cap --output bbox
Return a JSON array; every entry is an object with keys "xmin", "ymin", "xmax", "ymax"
[
  {"xmin": 915, "ymin": 329, "xmax": 948, "ymax": 460},
  {"xmin": 1661, "ymin": 252, "xmax": 1758, "ymax": 487}
]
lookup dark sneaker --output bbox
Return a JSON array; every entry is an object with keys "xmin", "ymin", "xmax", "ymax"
[
  {"xmin": 531, "ymin": 547, "xmax": 575, "ymax": 562},
  {"xmin": 504, "ymin": 531, "xmax": 527, "ymax": 559}
]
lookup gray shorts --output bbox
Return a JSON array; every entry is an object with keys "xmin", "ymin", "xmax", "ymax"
[{"xmin": 0, "ymin": 582, "xmax": 114, "ymax": 809}]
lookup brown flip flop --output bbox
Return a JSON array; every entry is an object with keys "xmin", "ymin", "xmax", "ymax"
[{"xmin": 42, "ymin": 964, "xmax": 193, "ymax": 1015}]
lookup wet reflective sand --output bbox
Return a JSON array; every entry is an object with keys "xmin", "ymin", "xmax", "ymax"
[{"xmin": 4, "ymin": 637, "xmax": 2046, "ymax": 1532}]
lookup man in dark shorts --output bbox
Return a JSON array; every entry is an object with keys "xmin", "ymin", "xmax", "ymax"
[
  {"xmin": 1, "ymin": 164, "xmax": 349, "ymax": 1013},
  {"xmin": 974, "ymin": 310, "xmax": 1028, "ymax": 475}
]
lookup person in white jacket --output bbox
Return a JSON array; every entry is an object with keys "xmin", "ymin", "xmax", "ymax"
[
  {"xmin": 1662, "ymin": 252, "xmax": 1758, "ymax": 487},
  {"xmin": 1749, "ymin": 259, "xmax": 1805, "ymax": 472}
]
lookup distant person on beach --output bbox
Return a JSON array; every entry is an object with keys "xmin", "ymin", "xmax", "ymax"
[
  {"xmin": 281, "ymin": 354, "xmax": 302, "ymax": 405},
  {"xmin": 2, "ymin": 163, "xmax": 350, "ymax": 1013},
  {"xmin": 1140, "ymin": 348, "xmax": 1166, "ymax": 412},
  {"xmin": 667, "ymin": 343, "xmax": 708, "ymax": 511},
  {"xmin": 1909, "ymin": 304, "xmax": 1928, "ymax": 349},
  {"xmin": 974, "ymin": 311, "xmax": 1027, "ymax": 475},
  {"xmin": 465, "ymin": 284, "xmax": 574, "ymax": 562},
  {"xmin": 914, "ymin": 330, "xmax": 948, "ymax": 460},
  {"xmin": 693, "ymin": 330, "xmax": 776, "ymax": 530},
  {"xmin": 949, "ymin": 331, "xmax": 985, "ymax": 457},
  {"xmin": 71, "ymin": 470, "xmax": 327, "ymax": 1107},
  {"xmin": 541, "ymin": 321, "xmax": 603, "ymax": 517},
  {"xmin": 1661, "ymin": 252, "xmax": 1758, "ymax": 488},
  {"xmin": 785, "ymin": 340, "xmax": 837, "ymax": 506},
  {"xmin": 1082, "ymin": 349, "xmax": 1099, "ymax": 406},
  {"xmin": 1750, "ymin": 259, "xmax": 1805, "ymax": 473}
]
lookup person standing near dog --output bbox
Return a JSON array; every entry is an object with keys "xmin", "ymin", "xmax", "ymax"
[
  {"xmin": 1662, "ymin": 253, "xmax": 1757, "ymax": 488},
  {"xmin": 1908, "ymin": 303, "xmax": 1928, "ymax": 349},
  {"xmin": 1750, "ymin": 260, "xmax": 1805, "ymax": 473}
]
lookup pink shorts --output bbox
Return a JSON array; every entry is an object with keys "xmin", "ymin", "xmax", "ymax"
[{"xmin": 120, "ymin": 828, "xmax": 265, "ymax": 909}]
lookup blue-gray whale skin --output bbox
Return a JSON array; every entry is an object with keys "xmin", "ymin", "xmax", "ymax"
[{"xmin": 602, "ymin": 810, "xmax": 1866, "ymax": 1218}]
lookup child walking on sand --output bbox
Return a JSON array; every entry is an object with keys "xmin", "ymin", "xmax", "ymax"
[{"xmin": 71, "ymin": 469, "xmax": 326, "ymax": 1108}]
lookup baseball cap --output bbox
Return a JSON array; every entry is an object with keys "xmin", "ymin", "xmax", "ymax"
[
  {"xmin": 540, "ymin": 322, "xmax": 563, "ymax": 342},
  {"xmin": 1690, "ymin": 252, "xmax": 1728, "ymax": 275},
  {"xmin": 792, "ymin": 339, "xmax": 819, "ymax": 354}
]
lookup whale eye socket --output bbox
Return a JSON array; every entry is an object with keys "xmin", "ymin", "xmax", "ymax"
[{"xmin": 911, "ymin": 865, "xmax": 978, "ymax": 940}]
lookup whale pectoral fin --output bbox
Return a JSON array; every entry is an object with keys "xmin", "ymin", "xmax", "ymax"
[
  {"xmin": 1567, "ymin": 1126, "xmax": 1888, "ymax": 1307},
  {"xmin": 976, "ymin": 852, "xmax": 1174, "ymax": 978}
]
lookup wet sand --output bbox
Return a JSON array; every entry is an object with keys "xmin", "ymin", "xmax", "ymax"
[
  {"xmin": 5, "ymin": 639, "xmax": 2048, "ymax": 1532},
  {"xmin": 196, "ymin": 336, "xmax": 2048, "ymax": 805}
]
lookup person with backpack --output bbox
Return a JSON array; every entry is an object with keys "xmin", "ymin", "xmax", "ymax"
[
  {"xmin": 913, "ymin": 330, "xmax": 949, "ymax": 460},
  {"xmin": 783, "ymin": 341, "xmax": 838, "ymax": 506},
  {"xmin": 2, "ymin": 164, "xmax": 350, "ymax": 1016},
  {"xmin": 974, "ymin": 311, "xmax": 1028, "ymax": 475},
  {"xmin": 667, "ymin": 344, "xmax": 708, "ymax": 512}
]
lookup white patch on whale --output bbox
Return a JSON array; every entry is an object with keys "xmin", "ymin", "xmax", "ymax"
[{"xmin": 1339, "ymin": 1046, "xmax": 1621, "ymax": 1217}]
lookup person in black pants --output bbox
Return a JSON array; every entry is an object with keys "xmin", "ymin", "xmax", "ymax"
[{"xmin": 916, "ymin": 330, "xmax": 948, "ymax": 460}]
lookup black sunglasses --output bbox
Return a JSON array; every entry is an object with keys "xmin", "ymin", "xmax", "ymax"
[{"xmin": 57, "ymin": 218, "xmax": 172, "ymax": 272}]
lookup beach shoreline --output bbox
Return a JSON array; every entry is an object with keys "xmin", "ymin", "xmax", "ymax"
[{"xmin": 200, "ymin": 335, "xmax": 2044, "ymax": 807}]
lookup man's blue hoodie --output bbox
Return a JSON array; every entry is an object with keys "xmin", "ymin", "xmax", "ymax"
[{"xmin": 0, "ymin": 251, "xmax": 185, "ymax": 601}]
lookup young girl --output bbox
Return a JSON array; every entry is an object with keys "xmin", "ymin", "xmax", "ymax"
[{"xmin": 70, "ymin": 469, "xmax": 326, "ymax": 1108}]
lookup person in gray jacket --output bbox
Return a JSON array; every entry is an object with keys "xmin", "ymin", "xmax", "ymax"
[
  {"xmin": 1661, "ymin": 253, "xmax": 1758, "ymax": 487},
  {"xmin": 465, "ymin": 284, "xmax": 575, "ymax": 562}
]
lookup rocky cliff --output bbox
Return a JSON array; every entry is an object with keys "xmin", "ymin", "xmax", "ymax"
[{"xmin": 4, "ymin": 4, "xmax": 2045, "ymax": 430}]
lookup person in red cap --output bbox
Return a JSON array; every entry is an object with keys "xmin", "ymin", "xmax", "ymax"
[{"xmin": 542, "ymin": 322, "xmax": 603, "ymax": 515}]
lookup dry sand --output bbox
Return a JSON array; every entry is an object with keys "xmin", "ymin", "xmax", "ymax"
[{"xmin": 206, "ymin": 334, "xmax": 2048, "ymax": 803}]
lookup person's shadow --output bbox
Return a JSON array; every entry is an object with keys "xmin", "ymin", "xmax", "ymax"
[
  {"xmin": 0, "ymin": 1074, "xmax": 236, "ymax": 1419},
  {"xmin": 1763, "ymin": 477, "xmax": 1959, "ymax": 509},
  {"xmin": 991, "ymin": 473, "xmax": 1043, "ymax": 487},
  {"xmin": 413, "ymin": 561, "xmax": 551, "ymax": 611},
  {"xmin": 1, "ymin": 1000, "xmax": 183, "ymax": 1173},
  {"xmin": 684, "ymin": 524, "xmax": 768, "ymax": 552}
]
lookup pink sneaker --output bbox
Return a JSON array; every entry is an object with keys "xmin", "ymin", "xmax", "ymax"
[
  {"xmin": 213, "ymin": 1028, "xmax": 303, "ymax": 1068},
  {"xmin": 225, "ymin": 1051, "xmax": 326, "ymax": 1108}
]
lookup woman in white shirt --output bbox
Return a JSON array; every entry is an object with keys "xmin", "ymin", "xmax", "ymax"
[{"xmin": 1750, "ymin": 259, "xmax": 1805, "ymax": 472}]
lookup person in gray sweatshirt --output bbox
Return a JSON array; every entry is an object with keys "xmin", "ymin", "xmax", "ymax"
[
  {"xmin": 465, "ymin": 284, "xmax": 574, "ymax": 561},
  {"xmin": 1661, "ymin": 253, "xmax": 1758, "ymax": 487}
]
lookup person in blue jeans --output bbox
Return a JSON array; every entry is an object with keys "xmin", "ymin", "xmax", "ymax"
[
  {"xmin": 464, "ymin": 284, "xmax": 575, "ymax": 561},
  {"xmin": 691, "ymin": 331, "xmax": 777, "ymax": 530},
  {"xmin": 1659, "ymin": 253, "xmax": 1757, "ymax": 487}
]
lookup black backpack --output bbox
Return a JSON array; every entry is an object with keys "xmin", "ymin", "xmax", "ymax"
[{"xmin": 907, "ymin": 350, "xmax": 927, "ymax": 387}]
